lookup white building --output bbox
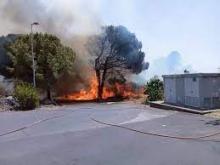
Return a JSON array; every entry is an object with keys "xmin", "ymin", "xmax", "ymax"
[{"xmin": 163, "ymin": 73, "xmax": 220, "ymax": 109}]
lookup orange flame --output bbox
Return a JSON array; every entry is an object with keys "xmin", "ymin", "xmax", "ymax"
[{"xmin": 62, "ymin": 75, "xmax": 144, "ymax": 101}]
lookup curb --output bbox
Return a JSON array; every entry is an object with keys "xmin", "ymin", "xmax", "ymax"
[{"xmin": 149, "ymin": 101, "xmax": 220, "ymax": 115}]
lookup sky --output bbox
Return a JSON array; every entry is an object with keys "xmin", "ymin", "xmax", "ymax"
[
  {"xmin": 98, "ymin": 0, "xmax": 220, "ymax": 77},
  {"xmin": 0, "ymin": 0, "xmax": 219, "ymax": 79}
]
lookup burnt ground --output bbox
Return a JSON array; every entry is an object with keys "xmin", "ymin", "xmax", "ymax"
[{"xmin": 0, "ymin": 102, "xmax": 220, "ymax": 165}]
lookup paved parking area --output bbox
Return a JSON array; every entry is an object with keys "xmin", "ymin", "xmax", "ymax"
[{"xmin": 0, "ymin": 102, "xmax": 220, "ymax": 165}]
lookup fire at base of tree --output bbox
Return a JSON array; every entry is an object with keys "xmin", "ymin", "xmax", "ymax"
[
  {"xmin": 0, "ymin": 25, "xmax": 149, "ymax": 107},
  {"xmin": 58, "ymin": 25, "xmax": 149, "ymax": 102},
  {"xmin": 58, "ymin": 75, "xmax": 145, "ymax": 102}
]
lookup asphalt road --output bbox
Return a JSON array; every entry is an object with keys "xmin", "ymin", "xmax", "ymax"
[{"xmin": 0, "ymin": 102, "xmax": 220, "ymax": 165}]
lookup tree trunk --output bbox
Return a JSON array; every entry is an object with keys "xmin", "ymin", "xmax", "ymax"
[
  {"xmin": 47, "ymin": 86, "xmax": 52, "ymax": 101},
  {"xmin": 97, "ymin": 57, "xmax": 109, "ymax": 101},
  {"xmin": 46, "ymin": 83, "xmax": 57, "ymax": 105},
  {"xmin": 96, "ymin": 69, "xmax": 101, "ymax": 101},
  {"xmin": 99, "ymin": 68, "xmax": 107, "ymax": 101}
]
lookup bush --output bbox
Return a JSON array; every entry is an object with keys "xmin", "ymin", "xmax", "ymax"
[
  {"xmin": 145, "ymin": 76, "xmax": 164, "ymax": 102},
  {"xmin": 14, "ymin": 83, "xmax": 39, "ymax": 110}
]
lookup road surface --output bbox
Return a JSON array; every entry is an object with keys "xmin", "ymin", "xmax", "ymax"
[{"xmin": 0, "ymin": 102, "xmax": 220, "ymax": 165}]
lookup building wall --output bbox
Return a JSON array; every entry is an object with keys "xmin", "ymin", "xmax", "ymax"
[
  {"xmin": 175, "ymin": 77, "xmax": 185, "ymax": 105},
  {"xmin": 184, "ymin": 76, "xmax": 200, "ymax": 107},
  {"xmin": 164, "ymin": 75, "xmax": 220, "ymax": 109},
  {"xmin": 164, "ymin": 77, "xmax": 176, "ymax": 104},
  {"xmin": 199, "ymin": 77, "xmax": 220, "ymax": 108}
]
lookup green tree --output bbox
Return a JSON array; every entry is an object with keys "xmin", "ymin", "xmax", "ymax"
[
  {"xmin": 5, "ymin": 33, "xmax": 76, "ymax": 101},
  {"xmin": 145, "ymin": 76, "xmax": 164, "ymax": 101}
]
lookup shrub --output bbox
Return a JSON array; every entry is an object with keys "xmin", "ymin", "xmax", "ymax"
[
  {"xmin": 144, "ymin": 76, "xmax": 164, "ymax": 102},
  {"xmin": 14, "ymin": 83, "xmax": 39, "ymax": 110}
]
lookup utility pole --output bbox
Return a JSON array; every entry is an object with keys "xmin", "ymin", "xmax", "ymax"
[{"xmin": 31, "ymin": 22, "xmax": 39, "ymax": 87}]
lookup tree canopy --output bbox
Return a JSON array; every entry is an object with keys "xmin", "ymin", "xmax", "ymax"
[{"xmin": 5, "ymin": 33, "xmax": 76, "ymax": 100}]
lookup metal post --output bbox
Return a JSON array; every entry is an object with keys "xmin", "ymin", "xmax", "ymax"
[
  {"xmin": 31, "ymin": 24, "xmax": 36, "ymax": 87},
  {"xmin": 30, "ymin": 22, "xmax": 39, "ymax": 87}
]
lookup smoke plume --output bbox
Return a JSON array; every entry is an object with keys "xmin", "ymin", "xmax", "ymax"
[
  {"xmin": 0, "ymin": 0, "xmax": 101, "ymax": 36},
  {"xmin": 144, "ymin": 51, "xmax": 193, "ymax": 80},
  {"xmin": 0, "ymin": 0, "xmax": 103, "ymax": 94},
  {"xmin": 0, "ymin": 1, "xmax": 148, "ymax": 96}
]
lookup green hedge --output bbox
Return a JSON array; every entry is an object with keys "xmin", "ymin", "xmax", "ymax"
[
  {"xmin": 145, "ymin": 76, "xmax": 164, "ymax": 102},
  {"xmin": 14, "ymin": 83, "xmax": 39, "ymax": 110}
]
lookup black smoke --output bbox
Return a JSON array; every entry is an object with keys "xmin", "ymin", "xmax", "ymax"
[{"xmin": 105, "ymin": 25, "xmax": 149, "ymax": 74}]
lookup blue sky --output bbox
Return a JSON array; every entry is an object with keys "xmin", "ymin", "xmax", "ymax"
[{"xmin": 98, "ymin": 0, "xmax": 220, "ymax": 75}]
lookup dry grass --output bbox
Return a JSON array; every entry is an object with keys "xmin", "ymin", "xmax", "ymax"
[
  {"xmin": 205, "ymin": 110, "xmax": 220, "ymax": 119},
  {"xmin": 129, "ymin": 96, "xmax": 148, "ymax": 104}
]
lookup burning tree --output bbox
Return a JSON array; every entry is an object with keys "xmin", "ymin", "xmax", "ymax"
[{"xmin": 88, "ymin": 25, "xmax": 149, "ymax": 100}]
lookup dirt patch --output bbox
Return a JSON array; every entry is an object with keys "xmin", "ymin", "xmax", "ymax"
[
  {"xmin": 205, "ymin": 111, "xmax": 220, "ymax": 119},
  {"xmin": 204, "ymin": 111, "xmax": 220, "ymax": 126}
]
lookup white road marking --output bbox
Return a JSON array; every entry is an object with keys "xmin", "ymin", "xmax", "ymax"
[{"xmin": 120, "ymin": 112, "xmax": 173, "ymax": 125}]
